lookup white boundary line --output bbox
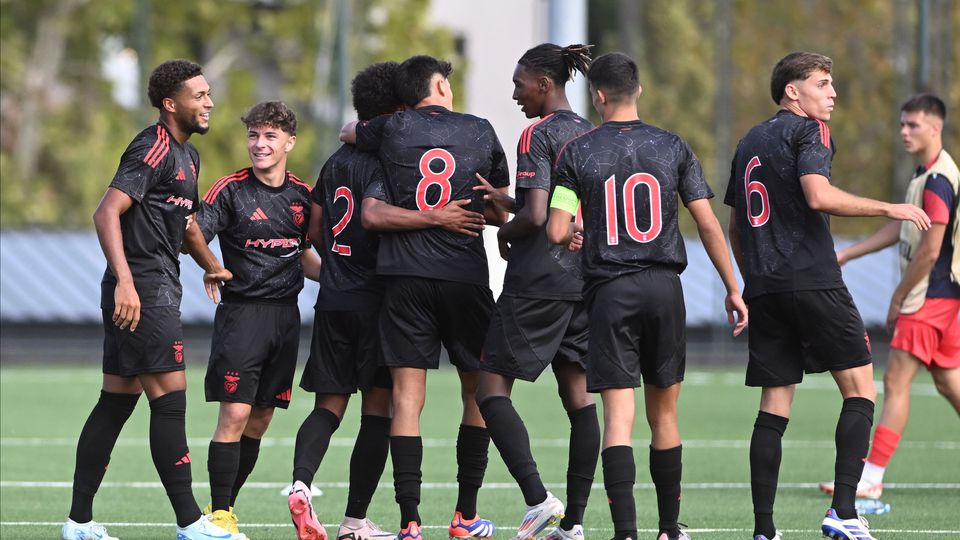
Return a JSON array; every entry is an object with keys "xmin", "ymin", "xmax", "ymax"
[
  {"xmin": 2, "ymin": 437, "xmax": 957, "ymax": 449},
  {"xmin": 3, "ymin": 480, "xmax": 959, "ymax": 490},
  {"xmin": 1, "ymin": 522, "xmax": 958, "ymax": 534}
]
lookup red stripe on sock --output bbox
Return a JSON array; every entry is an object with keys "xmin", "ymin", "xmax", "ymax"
[{"xmin": 867, "ymin": 425, "xmax": 901, "ymax": 467}]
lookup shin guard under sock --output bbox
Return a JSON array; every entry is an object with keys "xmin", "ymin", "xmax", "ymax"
[
  {"xmin": 345, "ymin": 414, "xmax": 391, "ymax": 519},
  {"xmin": 602, "ymin": 445, "xmax": 637, "ymax": 540},
  {"xmin": 750, "ymin": 411, "xmax": 788, "ymax": 539},
  {"xmin": 832, "ymin": 397, "xmax": 874, "ymax": 519},
  {"xmin": 455, "ymin": 424, "xmax": 490, "ymax": 519},
  {"xmin": 208, "ymin": 441, "xmax": 240, "ymax": 511},
  {"xmin": 292, "ymin": 408, "xmax": 341, "ymax": 486},
  {"xmin": 650, "ymin": 445, "xmax": 683, "ymax": 537},
  {"xmin": 69, "ymin": 390, "xmax": 140, "ymax": 523},
  {"xmin": 479, "ymin": 396, "xmax": 547, "ymax": 506},
  {"xmin": 560, "ymin": 403, "xmax": 600, "ymax": 529},
  {"xmin": 391, "ymin": 436, "xmax": 423, "ymax": 528},
  {"xmin": 149, "ymin": 390, "xmax": 200, "ymax": 528}
]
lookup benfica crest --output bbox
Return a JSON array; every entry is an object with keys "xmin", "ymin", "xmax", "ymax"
[
  {"xmin": 290, "ymin": 202, "xmax": 305, "ymax": 226},
  {"xmin": 172, "ymin": 341, "xmax": 184, "ymax": 364},
  {"xmin": 224, "ymin": 371, "xmax": 240, "ymax": 394}
]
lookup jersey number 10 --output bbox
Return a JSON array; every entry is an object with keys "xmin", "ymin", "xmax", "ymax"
[{"xmin": 604, "ymin": 173, "xmax": 663, "ymax": 245}]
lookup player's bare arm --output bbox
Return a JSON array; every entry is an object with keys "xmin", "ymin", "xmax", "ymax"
[
  {"xmin": 474, "ymin": 173, "xmax": 517, "ymax": 214},
  {"xmin": 360, "ymin": 197, "xmax": 485, "ymax": 237},
  {"xmin": 497, "ymin": 187, "xmax": 547, "ymax": 241},
  {"xmin": 885, "ymin": 222, "xmax": 947, "ymax": 330},
  {"xmin": 836, "ymin": 221, "xmax": 900, "ymax": 265},
  {"xmin": 546, "ymin": 207, "xmax": 575, "ymax": 246},
  {"xmin": 689, "ymin": 199, "xmax": 747, "ymax": 336},
  {"xmin": 800, "ymin": 173, "xmax": 931, "ymax": 230},
  {"xmin": 182, "ymin": 220, "xmax": 232, "ymax": 304},
  {"xmin": 93, "ymin": 187, "xmax": 140, "ymax": 331},
  {"xmin": 301, "ymin": 247, "xmax": 322, "ymax": 282}
]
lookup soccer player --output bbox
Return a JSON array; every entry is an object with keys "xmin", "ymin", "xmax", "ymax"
[
  {"xmin": 471, "ymin": 43, "xmax": 600, "ymax": 540},
  {"xmin": 62, "ymin": 59, "xmax": 245, "ymax": 540},
  {"xmin": 341, "ymin": 55, "xmax": 511, "ymax": 540},
  {"xmin": 547, "ymin": 52, "xmax": 747, "ymax": 540},
  {"xmin": 818, "ymin": 93, "xmax": 959, "ymax": 500},
  {"xmin": 287, "ymin": 61, "xmax": 486, "ymax": 540},
  {"xmin": 181, "ymin": 100, "xmax": 318, "ymax": 537},
  {"xmin": 724, "ymin": 52, "xmax": 930, "ymax": 540}
]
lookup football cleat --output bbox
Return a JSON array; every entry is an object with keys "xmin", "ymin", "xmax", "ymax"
[
  {"xmin": 176, "ymin": 515, "xmax": 247, "ymax": 540},
  {"xmin": 288, "ymin": 480, "xmax": 327, "ymax": 540},
  {"xmin": 398, "ymin": 521, "xmax": 422, "ymax": 540},
  {"xmin": 542, "ymin": 524, "xmax": 584, "ymax": 540},
  {"xmin": 511, "ymin": 492, "xmax": 565, "ymax": 540},
  {"xmin": 208, "ymin": 509, "xmax": 240, "ymax": 534},
  {"xmin": 60, "ymin": 519, "xmax": 118, "ymax": 540},
  {"xmin": 821, "ymin": 508, "xmax": 876, "ymax": 540},
  {"xmin": 337, "ymin": 516, "xmax": 397, "ymax": 540},
  {"xmin": 449, "ymin": 512, "xmax": 495, "ymax": 539},
  {"xmin": 657, "ymin": 531, "xmax": 691, "ymax": 540},
  {"xmin": 817, "ymin": 480, "xmax": 882, "ymax": 500},
  {"xmin": 753, "ymin": 532, "xmax": 782, "ymax": 540}
]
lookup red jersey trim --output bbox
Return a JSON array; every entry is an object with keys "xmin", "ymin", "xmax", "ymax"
[
  {"xmin": 203, "ymin": 169, "xmax": 249, "ymax": 203},
  {"xmin": 553, "ymin": 126, "xmax": 601, "ymax": 169},
  {"xmin": 143, "ymin": 125, "xmax": 171, "ymax": 169},
  {"xmin": 814, "ymin": 118, "xmax": 830, "ymax": 148},
  {"xmin": 287, "ymin": 172, "xmax": 312, "ymax": 191},
  {"xmin": 518, "ymin": 113, "xmax": 555, "ymax": 155}
]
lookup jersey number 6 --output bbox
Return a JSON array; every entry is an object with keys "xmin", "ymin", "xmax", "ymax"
[
  {"xmin": 604, "ymin": 173, "xmax": 663, "ymax": 245},
  {"xmin": 744, "ymin": 156, "xmax": 770, "ymax": 227},
  {"xmin": 416, "ymin": 148, "xmax": 455, "ymax": 211}
]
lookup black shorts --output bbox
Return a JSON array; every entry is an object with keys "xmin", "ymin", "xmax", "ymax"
[
  {"xmin": 746, "ymin": 287, "xmax": 872, "ymax": 387},
  {"xmin": 204, "ymin": 302, "xmax": 300, "ymax": 408},
  {"xmin": 301, "ymin": 309, "xmax": 393, "ymax": 394},
  {"xmin": 584, "ymin": 268, "xmax": 686, "ymax": 391},
  {"xmin": 379, "ymin": 277, "xmax": 494, "ymax": 370},
  {"xmin": 102, "ymin": 306, "xmax": 185, "ymax": 377},
  {"xmin": 481, "ymin": 296, "xmax": 588, "ymax": 382}
]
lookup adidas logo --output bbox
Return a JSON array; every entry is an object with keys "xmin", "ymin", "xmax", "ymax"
[
  {"xmin": 250, "ymin": 207, "xmax": 269, "ymax": 221},
  {"xmin": 175, "ymin": 167, "xmax": 186, "ymax": 180},
  {"xmin": 175, "ymin": 452, "xmax": 192, "ymax": 466},
  {"xmin": 275, "ymin": 389, "xmax": 291, "ymax": 401}
]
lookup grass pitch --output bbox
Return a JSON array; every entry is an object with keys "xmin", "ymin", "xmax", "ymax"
[{"xmin": 1, "ymin": 365, "xmax": 957, "ymax": 539}]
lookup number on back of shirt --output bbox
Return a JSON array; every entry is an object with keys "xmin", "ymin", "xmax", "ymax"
[
  {"xmin": 744, "ymin": 156, "xmax": 770, "ymax": 227},
  {"xmin": 330, "ymin": 186, "xmax": 353, "ymax": 256},
  {"xmin": 603, "ymin": 173, "xmax": 663, "ymax": 245},
  {"xmin": 416, "ymin": 148, "xmax": 455, "ymax": 211}
]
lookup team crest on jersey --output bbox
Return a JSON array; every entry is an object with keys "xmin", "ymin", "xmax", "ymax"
[
  {"xmin": 290, "ymin": 202, "xmax": 305, "ymax": 226},
  {"xmin": 224, "ymin": 371, "xmax": 240, "ymax": 394},
  {"xmin": 172, "ymin": 341, "xmax": 184, "ymax": 363},
  {"xmin": 189, "ymin": 161, "xmax": 197, "ymax": 180}
]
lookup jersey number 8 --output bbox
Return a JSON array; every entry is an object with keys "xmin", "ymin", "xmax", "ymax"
[
  {"xmin": 416, "ymin": 148, "xmax": 455, "ymax": 211},
  {"xmin": 604, "ymin": 173, "xmax": 663, "ymax": 245}
]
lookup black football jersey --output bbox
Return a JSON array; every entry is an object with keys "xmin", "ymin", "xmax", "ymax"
[
  {"xmin": 503, "ymin": 110, "xmax": 593, "ymax": 300},
  {"xmin": 356, "ymin": 105, "xmax": 510, "ymax": 286},
  {"xmin": 313, "ymin": 144, "xmax": 388, "ymax": 311},
  {"xmin": 196, "ymin": 167, "xmax": 312, "ymax": 302},
  {"xmin": 554, "ymin": 120, "xmax": 713, "ymax": 283},
  {"xmin": 723, "ymin": 110, "xmax": 843, "ymax": 299},
  {"xmin": 101, "ymin": 122, "xmax": 200, "ymax": 308}
]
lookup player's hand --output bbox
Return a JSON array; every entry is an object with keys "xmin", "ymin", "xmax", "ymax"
[
  {"xmin": 725, "ymin": 292, "xmax": 748, "ymax": 337},
  {"xmin": 435, "ymin": 199, "xmax": 485, "ymax": 237},
  {"xmin": 566, "ymin": 222, "xmax": 584, "ymax": 252},
  {"xmin": 113, "ymin": 280, "xmax": 141, "ymax": 332},
  {"xmin": 474, "ymin": 173, "xmax": 513, "ymax": 212},
  {"xmin": 204, "ymin": 267, "xmax": 233, "ymax": 304},
  {"xmin": 885, "ymin": 203, "xmax": 930, "ymax": 231},
  {"xmin": 185, "ymin": 213, "xmax": 195, "ymax": 231},
  {"xmin": 497, "ymin": 236, "xmax": 511, "ymax": 261},
  {"xmin": 886, "ymin": 295, "xmax": 903, "ymax": 333},
  {"xmin": 836, "ymin": 249, "xmax": 849, "ymax": 266}
]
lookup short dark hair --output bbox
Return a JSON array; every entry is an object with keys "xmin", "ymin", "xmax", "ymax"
[
  {"xmin": 770, "ymin": 52, "xmax": 833, "ymax": 104},
  {"xmin": 147, "ymin": 59, "xmax": 203, "ymax": 109},
  {"xmin": 518, "ymin": 43, "xmax": 593, "ymax": 85},
  {"xmin": 351, "ymin": 62, "xmax": 402, "ymax": 120},
  {"xmin": 240, "ymin": 101, "xmax": 297, "ymax": 135},
  {"xmin": 587, "ymin": 52, "xmax": 639, "ymax": 103},
  {"xmin": 395, "ymin": 55, "xmax": 453, "ymax": 107},
  {"xmin": 901, "ymin": 92, "xmax": 947, "ymax": 121}
]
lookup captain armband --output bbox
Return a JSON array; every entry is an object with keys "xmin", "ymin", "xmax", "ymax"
[{"xmin": 550, "ymin": 185, "xmax": 580, "ymax": 215}]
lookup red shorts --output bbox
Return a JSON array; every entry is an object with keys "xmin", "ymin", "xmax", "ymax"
[{"xmin": 891, "ymin": 298, "xmax": 960, "ymax": 368}]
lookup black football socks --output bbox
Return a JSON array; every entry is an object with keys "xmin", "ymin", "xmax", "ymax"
[
  {"xmin": 560, "ymin": 403, "xmax": 600, "ymax": 530},
  {"xmin": 69, "ymin": 390, "xmax": 139, "ymax": 523},
  {"xmin": 602, "ymin": 445, "xmax": 637, "ymax": 540},
  {"xmin": 229, "ymin": 435, "xmax": 261, "ymax": 506},
  {"xmin": 149, "ymin": 390, "xmax": 200, "ymax": 527},
  {"xmin": 391, "ymin": 435, "xmax": 423, "ymax": 528},
  {"xmin": 750, "ymin": 411, "xmax": 788, "ymax": 539},
  {"xmin": 650, "ymin": 445, "xmax": 683, "ymax": 538},
  {"xmin": 345, "ymin": 414, "xmax": 391, "ymax": 519},
  {"xmin": 292, "ymin": 407, "xmax": 341, "ymax": 486},
  {"xmin": 455, "ymin": 424, "xmax": 490, "ymax": 520},
  {"xmin": 832, "ymin": 397, "xmax": 874, "ymax": 519},
  {"xmin": 208, "ymin": 441, "xmax": 240, "ymax": 511},
  {"xmin": 479, "ymin": 396, "xmax": 547, "ymax": 506}
]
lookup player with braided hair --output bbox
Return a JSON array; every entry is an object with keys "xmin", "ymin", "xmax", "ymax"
[{"xmin": 473, "ymin": 43, "xmax": 599, "ymax": 540}]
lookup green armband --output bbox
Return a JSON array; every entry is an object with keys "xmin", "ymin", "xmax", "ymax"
[{"xmin": 550, "ymin": 185, "xmax": 580, "ymax": 215}]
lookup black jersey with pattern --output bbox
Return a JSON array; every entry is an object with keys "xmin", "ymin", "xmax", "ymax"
[
  {"xmin": 356, "ymin": 105, "xmax": 510, "ymax": 286},
  {"xmin": 503, "ymin": 110, "xmax": 593, "ymax": 300},
  {"xmin": 723, "ymin": 110, "xmax": 843, "ymax": 300},
  {"xmin": 313, "ymin": 144, "xmax": 388, "ymax": 311},
  {"xmin": 554, "ymin": 120, "xmax": 713, "ymax": 283},
  {"xmin": 196, "ymin": 167, "xmax": 312, "ymax": 303},
  {"xmin": 101, "ymin": 122, "xmax": 200, "ymax": 308}
]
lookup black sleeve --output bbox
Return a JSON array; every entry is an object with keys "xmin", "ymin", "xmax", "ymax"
[
  {"xmin": 195, "ymin": 186, "xmax": 233, "ymax": 243},
  {"xmin": 723, "ymin": 146, "xmax": 739, "ymax": 208},
  {"xmin": 515, "ymin": 127, "xmax": 552, "ymax": 191},
  {"xmin": 109, "ymin": 130, "xmax": 169, "ymax": 202},
  {"xmin": 796, "ymin": 120, "xmax": 833, "ymax": 180},
  {"xmin": 677, "ymin": 139, "xmax": 714, "ymax": 205},
  {"xmin": 355, "ymin": 114, "xmax": 390, "ymax": 153},
  {"xmin": 363, "ymin": 161, "xmax": 389, "ymax": 201},
  {"xmin": 552, "ymin": 143, "xmax": 579, "ymax": 195}
]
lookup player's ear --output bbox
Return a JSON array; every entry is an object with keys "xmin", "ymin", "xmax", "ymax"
[
  {"xmin": 596, "ymin": 88, "xmax": 608, "ymax": 105},
  {"xmin": 162, "ymin": 96, "xmax": 177, "ymax": 114},
  {"xmin": 285, "ymin": 134, "xmax": 296, "ymax": 153},
  {"xmin": 783, "ymin": 82, "xmax": 800, "ymax": 102},
  {"xmin": 538, "ymin": 75, "xmax": 551, "ymax": 93},
  {"xmin": 637, "ymin": 84, "xmax": 643, "ymax": 99}
]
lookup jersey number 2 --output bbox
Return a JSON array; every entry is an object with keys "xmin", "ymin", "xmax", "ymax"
[
  {"xmin": 604, "ymin": 173, "xmax": 662, "ymax": 245},
  {"xmin": 416, "ymin": 148, "xmax": 455, "ymax": 211},
  {"xmin": 744, "ymin": 156, "xmax": 770, "ymax": 227},
  {"xmin": 330, "ymin": 186, "xmax": 353, "ymax": 256}
]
